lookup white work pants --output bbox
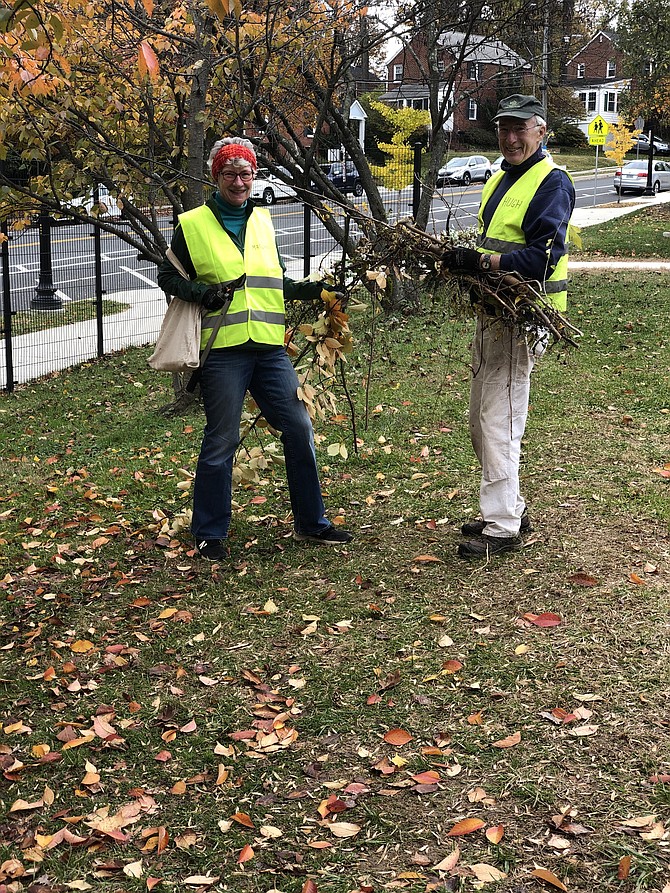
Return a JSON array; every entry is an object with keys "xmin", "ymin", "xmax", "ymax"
[{"xmin": 469, "ymin": 316, "xmax": 535, "ymax": 538}]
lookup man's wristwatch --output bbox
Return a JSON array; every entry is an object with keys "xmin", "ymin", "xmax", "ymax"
[{"xmin": 479, "ymin": 254, "xmax": 492, "ymax": 272}]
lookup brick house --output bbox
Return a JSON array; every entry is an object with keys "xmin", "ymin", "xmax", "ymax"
[
  {"xmin": 565, "ymin": 30, "xmax": 630, "ymax": 135},
  {"xmin": 380, "ymin": 31, "xmax": 530, "ymax": 136}
]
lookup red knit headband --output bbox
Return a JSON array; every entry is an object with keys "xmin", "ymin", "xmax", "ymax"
[{"xmin": 211, "ymin": 144, "xmax": 257, "ymax": 179}]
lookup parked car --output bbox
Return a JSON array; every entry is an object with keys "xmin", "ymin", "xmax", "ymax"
[
  {"xmin": 251, "ymin": 167, "xmax": 297, "ymax": 205},
  {"xmin": 490, "ymin": 155, "xmax": 504, "ymax": 174},
  {"xmin": 630, "ymin": 134, "xmax": 670, "ymax": 155},
  {"xmin": 436, "ymin": 155, "xmax": 491, "ymax": 187},
  {"xmin": 318, "ymin": 161, "xmax": 364, "ymax": 196},
  {"xmin": 67, "ymin": 184, "xmax": 124, "ymax": 219},
  {"xmin": 613, "ymin": 159, "xmax": 670, "ymax": 194}
]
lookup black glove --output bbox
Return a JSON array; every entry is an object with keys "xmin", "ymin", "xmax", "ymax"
[
  {"xmin": 441, "ymin": 247, "xmax": 481, "ymax": 275},
  {"xmin": 201, "ymin": 274, "xmax": 246, "ymax": 311},
  {"xmin": 201, "ymin": 286, "xmax": 227, "ymax": 312}
]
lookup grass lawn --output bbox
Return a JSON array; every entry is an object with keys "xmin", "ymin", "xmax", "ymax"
[{"xmin": 0, "ymin": 207, "xmax": 669, "ymax": 893}]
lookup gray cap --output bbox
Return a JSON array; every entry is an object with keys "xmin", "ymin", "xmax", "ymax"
[{"xmin": 493, "ymin": 94, "xmax": 545, "ymax": 122}]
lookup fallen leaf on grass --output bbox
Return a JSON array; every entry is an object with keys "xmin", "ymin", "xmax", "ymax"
[
  {"xmin": 123, "ymin": 860, "xmax": 143, "ymax": 878},
  {"xmin": 183, "ymin": 876, "xmax": 220, "ymax": 887},
  {"xmin": 237, "ymin": 844, "xmax": 254, "ymax": 863},
  {"xmin": 231, "ymin": 812, "xmax": 254, "ymax": 828},
  {"xmin": 383, "ymin": 728, "xmax": 412, "ymax": 746},
  {"xmin": 491, "ymin": 730, "xmax": 521, "ymax": 748},
  {"xmin": 531, "ymin": 867, "xmax": 568, "ymax": 890},
  {"xmin": 10, "ymin": 786, "xmax": 55, "ymax": 812},
  {"xmin": 328, "ymin": 821, "xmax": 361, "ymax": 838},
  {"xmin": 433, "ymin": 846, "xmax": 460, "ymax": 871},
  {"xmin": 470, "ymin": 863, "xmax": 507, "ymax": 882},
  {"xmin": 523, "ymin": 612, "xmax": 562, "ymax": 627},
  {"xmin": 447, "ymin": 817, "xmax": 485, "ymax": 837},
  {"xmin": 628, "ymin": 572, "xmax": 646, "ymax": 585},
  {"xmin": 618, "ymin": 856, "xmax": 632, "ymax": 879},
  {"xmin": 568, "ymin": 724, "xmax": 598, "ymax": 737},
  {"xmin": 486, "ymin": 824, "xmax": 504, "ymax": 844},
  {"xmin": 70, "ymin": 640, "xmax": 95, "ymax": 653},
  {"xmin": 567, "ymin": 572, "xmax": 598, "ymax": 587},
  {"xmin": 442, "ymin": 659, "xmax": 463, "ymax": 674}
]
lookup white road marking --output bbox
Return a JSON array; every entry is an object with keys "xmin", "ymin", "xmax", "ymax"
[{"xmin": 119, "ymin": 265, "xmax": 159, "ymax": 287}]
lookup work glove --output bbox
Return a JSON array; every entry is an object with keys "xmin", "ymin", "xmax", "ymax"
[
  {"xmin": 201, "ymin": 274, "xmax": 246, "ymax": 311},
  {"xmin": 441, "ymin": 247, "xmax": 481, "ymax": 275},
  {"xmin": 201, "ymin": 287, "xmax": 227, "ymax": 311}
]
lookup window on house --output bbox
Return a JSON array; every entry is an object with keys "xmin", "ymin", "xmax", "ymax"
[
  {"xmin": 437, "ymin": 59, "xmax": 445, "ymax": 73},
  {"xmin": 393, "ymin": 64, "xmax": 403, "ymax": 82},
  {"xmin": 607, "ymin": 60, "xmax": 616, "ymax": 77},
  {"xmin": 644, "ymin": 60, "xmax": 654, "ymax": 76},
  {"xmin": 579, "ymin": 91, "xmax": 597, "ymax": 113},
  {"xmin": 412, "ymin": 98, "xmax": 429, "ymax": 110},
  {"xmin": 576, "ymin": 62, "xmax": 585, "ymax": 78},
  {"xmin": 467, "ymin": 62, "xmax": 480, "ymax": 80},
  {"xmin": 468, "ymin": 99, "xmax": 478, "ymax": 120},
  {"xmin": 604, "ymin": 91, "xmax": 617, "ymax": 112}
]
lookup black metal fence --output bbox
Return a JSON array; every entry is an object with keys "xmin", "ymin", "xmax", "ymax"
[{"xmin": 1, "ymin": 160, "xmax": 419, "ymax": 392}]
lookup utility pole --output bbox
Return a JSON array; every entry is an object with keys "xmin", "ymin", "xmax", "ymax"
[{"xmin": 540, "ymin": 1, "xmax": 550, "ymax": 113}]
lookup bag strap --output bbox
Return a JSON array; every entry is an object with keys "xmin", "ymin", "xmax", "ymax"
[
  {"xmin": 185, "ymin": 273, "xmax": 247, "ymax": 393},
  {"xmin": 166, "ymin": 247, "xmax": 191, "ymax": 282}
]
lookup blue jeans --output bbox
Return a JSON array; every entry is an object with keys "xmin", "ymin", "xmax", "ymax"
[{"xmin": 191, "ymin": 347, "xmax": 329, "ymax": 541}]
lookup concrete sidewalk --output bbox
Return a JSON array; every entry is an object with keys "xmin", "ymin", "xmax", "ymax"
[{"xmin": 3, "ymin": 192, "xmax": 670, "ymax": 388}]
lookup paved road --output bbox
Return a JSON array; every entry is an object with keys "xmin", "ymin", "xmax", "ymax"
[{"xmin": 1, "ymin": 170, "xmax": 637, "ymax": 311}]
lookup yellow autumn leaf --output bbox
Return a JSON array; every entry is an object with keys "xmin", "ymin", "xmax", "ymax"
[{"xmin": 70, "ymin": 640, "xmax": 94, "ymax": 653}]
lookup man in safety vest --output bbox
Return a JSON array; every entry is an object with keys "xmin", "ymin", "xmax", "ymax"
[
  {"xmin": 442, "ymin": 95, "xmax": 575, "ymax": 560},
  {"xmin": 157, "ymin": 137, "xmax": 353, "ymax": 560}
]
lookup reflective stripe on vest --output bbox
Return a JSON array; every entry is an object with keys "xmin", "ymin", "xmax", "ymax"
[
  {"xmin": 477, "ymin": 159, "xmax": 573, "ymax": 312},
  {"xmin": 179, "ymin": 205, "xmax": 285, "ymax": 348}
]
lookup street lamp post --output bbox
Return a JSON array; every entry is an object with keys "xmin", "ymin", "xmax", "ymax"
[
  {"xmin": 30, "ymin": 207, "xmax": 62, "ymax": 311},
  {"xmin": 643, "ymin": 130, "xmax": 655, "ymax": 197}
]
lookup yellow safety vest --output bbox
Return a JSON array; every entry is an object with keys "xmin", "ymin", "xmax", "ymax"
[
  {"xmin": 477, "ymin": 159, "xmax": 573, "ymax": 311},
  {"xmin": 179, "ymin": 205, "xmax": 285, "ymax": 348}
]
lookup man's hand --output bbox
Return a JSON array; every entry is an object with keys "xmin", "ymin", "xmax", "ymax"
[{"xmin": 441, "ymin": 247, "xmax": 481, "ymax": 275}]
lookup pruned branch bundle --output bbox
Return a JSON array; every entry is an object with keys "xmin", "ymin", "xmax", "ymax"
[{"xmin": 352, "ymin": 219, "xmax": 582, "ymax": 349}]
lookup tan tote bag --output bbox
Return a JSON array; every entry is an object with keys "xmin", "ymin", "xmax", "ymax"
[{"xmin": 148, "ymin": 249, "xmax": 203, "ymax": 373}]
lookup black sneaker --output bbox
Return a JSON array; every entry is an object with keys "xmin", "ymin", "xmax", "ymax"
[
  {"xmin": 293, "ymin": 524, "xmax": 353, "ymax": 545},
  {"xmin": 458, "ymin": 534, "xmax": 522, "ymax": 560},
  {"xmin": 195, "ymin": 539, "xmax": 228, "ymax": 561},
  {"xmin": 461, "ymin": 508, "xmax": 532, "ymax": 538}
]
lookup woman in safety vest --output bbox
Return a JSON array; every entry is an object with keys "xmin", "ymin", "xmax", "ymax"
[{"xmin": 158, "ymin": 137, "xmax": 353, "ymax": 560}]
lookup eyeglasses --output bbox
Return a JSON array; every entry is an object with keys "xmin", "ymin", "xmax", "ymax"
[
  {"xmin": 496, "ymin": 124, "xmax": 542, "ymax": 137},
  {"xmin": 219, "ymin": 170, "xmax": 254, "ymax": 182}
]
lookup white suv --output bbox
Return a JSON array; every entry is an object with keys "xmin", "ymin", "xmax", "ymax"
[{"xmin": 251, "ymin": 167, "xmax": 297, "ymax": 205}]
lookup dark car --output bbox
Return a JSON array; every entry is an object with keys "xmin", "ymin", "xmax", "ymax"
[{"xmin": 319, "ymin": 161, "xmax": 364, "ymax": 196}]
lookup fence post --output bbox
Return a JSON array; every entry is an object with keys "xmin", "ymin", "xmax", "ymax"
[
  {"xmin": 412, "ymin": 141, "xmax": 422, "ymax": 221},
  {"xmin": 303, "ymin": 202, "xmax": 311, "ymax": 278},
  {"xmin": 1, "ymin": 218, "xmax": 14, "ymax": 392},
  {"xmin": 31, "ymin": 208, "xmax": 62, "ymax": 310},
  {"xmin": 93, "ymin": 187, "xmax": 104, "ymax": 357}
]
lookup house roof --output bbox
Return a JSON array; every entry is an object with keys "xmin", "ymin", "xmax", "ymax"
[
  {"xmin": 438, "ymin": 31, "xmax": 529, "ymax": 68},
  {"xmin": 567, "ymin": 29, "xmax": 619, "ymax": 66}
]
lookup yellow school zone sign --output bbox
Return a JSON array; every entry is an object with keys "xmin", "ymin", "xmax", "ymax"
[{"xmin": 588, "ymin": 115, "xmax": 610, "ymax": 146}]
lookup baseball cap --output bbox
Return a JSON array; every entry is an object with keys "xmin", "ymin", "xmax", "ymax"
[{"xmin": 492, "ymin": 94, "xmax": 545, "ymax": 122}]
